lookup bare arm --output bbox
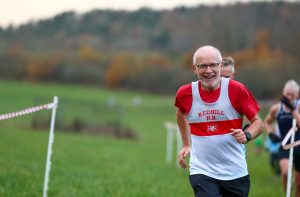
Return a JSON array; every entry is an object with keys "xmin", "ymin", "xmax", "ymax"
[
  {"xmin": 176, "ymin": 108, "xmax": 190, "ymax": 168},
  {"xmin": 264, "ymin": 104, "xmax": 279, "ymax": 134},
  {"xmin": 176, "ymin": 108, "xmax": 190, "ymax": 147},
  {"xmin": 247, "ymin": 114, "xmax": 264, "ymax": 139}
]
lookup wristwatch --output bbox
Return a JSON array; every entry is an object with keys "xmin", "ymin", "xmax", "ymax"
[{"xmin": 244, "ymin": 131, "xmax": 252, "ymax": 143}]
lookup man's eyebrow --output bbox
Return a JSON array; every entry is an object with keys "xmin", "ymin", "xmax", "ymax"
[{"xmin": 223, "ymin": 61, "xmax": 232, "ymax": 65}]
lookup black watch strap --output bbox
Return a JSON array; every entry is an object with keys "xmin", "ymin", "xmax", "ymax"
[{"xmin": 244, "ymin": 131, "xmax": 252, "ymax": 143}]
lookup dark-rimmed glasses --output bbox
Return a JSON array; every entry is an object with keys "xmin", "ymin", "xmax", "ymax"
[{"xmin": 195, "ymin": 62, "xmax": 221, "ymax": 70}]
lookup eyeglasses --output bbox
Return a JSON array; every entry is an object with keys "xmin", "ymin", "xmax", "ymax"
[{"xmin": 195, "ymin": 62, "xmax": 221, "ymax": 70}]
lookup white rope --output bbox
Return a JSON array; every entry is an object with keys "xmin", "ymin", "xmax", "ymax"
[
  {"xmin": 0, "ymin": 103, "xmax": 53, "ymax": 121},
  {"xmin": 282, "ymin": 126, "xmax": 295, "ymax": 148},
  {"xmin": 282, "ymin": 122, "xmax": 299, "ymax": 150},
  {"xmin": 283, "ymin": 139, "xmax": 300, "ymax": 150}
]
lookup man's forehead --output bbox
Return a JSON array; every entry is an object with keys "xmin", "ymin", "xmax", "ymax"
[
  {"xmin": 193, "ymin": 45, "xmax": 222, "ymax": 64},
  {"xmin": 283, "ymin": 86, "xmax": 299, "ymax": 95},
  {"xmin": 195, "ymin": 53, "xmax": 218, "ymax": 63},
  {"xmin": 196, "ymin": 47, "xmax": 215, "ymax": 56}
]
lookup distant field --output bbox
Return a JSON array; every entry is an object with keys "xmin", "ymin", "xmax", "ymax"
[{"xmin": 0, "ymin": 80, "xmax": 286, "ymax": 197}]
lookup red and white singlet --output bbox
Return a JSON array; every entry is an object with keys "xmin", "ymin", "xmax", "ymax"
[{"xmin": 187, "ymin": 77, "xmax": 248, "ymax": 180}]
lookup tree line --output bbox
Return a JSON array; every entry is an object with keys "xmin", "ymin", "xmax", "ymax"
[{"xmin": 0, "ymin": 1, "xmax": 299, "ymax": 99}]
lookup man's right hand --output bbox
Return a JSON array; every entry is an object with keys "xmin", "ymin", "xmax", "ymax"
[
  {"xmin": 178, "ymin": 146, "xmax": 190, "ymax": 169},
  {"xmin": 269, "ymin": 132, "xmax": 281, "ymax": 143}
]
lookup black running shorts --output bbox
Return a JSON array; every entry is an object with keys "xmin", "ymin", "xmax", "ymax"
[{"xmin": 189, "ymin": 174, "xmax": 250, "ymax": 197}]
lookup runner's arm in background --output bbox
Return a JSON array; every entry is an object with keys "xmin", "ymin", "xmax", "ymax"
[{"xmin": 264, "ymin": 104, "xmax": 281, "ymax": 142}]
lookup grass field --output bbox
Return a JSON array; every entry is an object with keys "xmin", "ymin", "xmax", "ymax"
[{"xmin": 0, "ymin": 80, "xmax": 286, "ymax": 197}]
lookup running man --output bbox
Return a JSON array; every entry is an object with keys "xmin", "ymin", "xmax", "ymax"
[{"xmin": 175, "ymin": 45, "xmax": 263, "ymax": 197}]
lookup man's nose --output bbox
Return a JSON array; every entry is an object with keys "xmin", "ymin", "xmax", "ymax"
[
  {"xmin": 205, "ymin": 65, "xmax": 214, "ymax": 72},
  {"xmin": 286, "ymin": 95, "xmax": 293, "ymax": 101}
]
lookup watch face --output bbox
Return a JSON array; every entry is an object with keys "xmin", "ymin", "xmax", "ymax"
[{"xmin": 245, "ymin": 132, "xmax": 252, "ymax": 141}]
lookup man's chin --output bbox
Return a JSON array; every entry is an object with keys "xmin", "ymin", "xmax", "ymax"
[
  {"xmin": 201, "ymin": 79, "xmax": 220, "ymax": 90},
  {"xmin": 203, "ymin": 82, "xmax": 216, "ymax": 89}
]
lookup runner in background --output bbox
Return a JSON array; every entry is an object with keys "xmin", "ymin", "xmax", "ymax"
[
  {"xmin": 264, "ymin": 133, "xmax": 281, "ymax": 175},
  {"xmin": 221, "ymin": 56, "xmax": 236, "ymax": 79},
  {"xmin": 264, "ymin": 79, "xmax": 300, "ymax": 196}
]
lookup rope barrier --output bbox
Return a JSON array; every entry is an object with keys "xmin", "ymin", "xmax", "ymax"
[
  {"xmin": 282, "ymin": 122, "xmax": 299, "ymax": 150},
  {"xmin": 0, "ymin": 97, "xmax": 58, "ymax": 197},
  {"xmin": 0, "ymin": 103, "xmax": 54, "ymax": 121},
  {"xmin": 283, "ymin": 140, "xmax": 300, "ymax": 150}
]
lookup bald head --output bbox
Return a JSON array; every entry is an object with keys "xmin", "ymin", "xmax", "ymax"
[
  {"xmin": 193, "ymin": 46, "xmax": 222, "ymax": 65},
  {"xmin": 283, "ymin": 80, "xmax": 299, "ymax": 94},
  {"xmin": 282, "ymin": 79, "xmax": 299, "ymax": 102}
]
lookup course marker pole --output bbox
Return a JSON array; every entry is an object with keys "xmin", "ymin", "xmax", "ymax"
[
  {"xmin": 176, "ymin": 125, "xmax": 182, "ymax": 162},
  {"xmin": 286, "ymin": 119, "xmax": 296, "ymax": 197},
  {"xmin": 164, "ymin": 121, "xmax": 181, "ymax": 165},
  {"xmin": 43, "ymin": 96, "xmax": 59, "ymax": 197}
]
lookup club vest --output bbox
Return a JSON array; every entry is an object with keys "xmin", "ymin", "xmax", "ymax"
[
  {"xmin": 276, "ymin": 99, "xmax": 300, "ymax": 144},
  {"xmin": 187, "ymin": 77, "xmax": 248, "ymax": 180}
]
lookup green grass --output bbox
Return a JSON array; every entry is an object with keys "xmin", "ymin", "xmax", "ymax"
[{"xmin": 0, "ymin": 80, "xmax": 286, "ymax": 196}]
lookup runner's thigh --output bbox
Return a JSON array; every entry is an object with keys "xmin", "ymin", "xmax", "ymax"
[
  {"xmin": 219, "ymin": 175, "xmax": 250, "ymax": 197},
  {"xmin": 189, "ymin": 174, "xmax": 221, "ymax": 197}
]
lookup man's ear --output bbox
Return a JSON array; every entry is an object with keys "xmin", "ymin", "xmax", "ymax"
[
  {"xmin": 232, "ymin": 72, "xmax": 236, "ymax": 79},
  {"xmin": 192, "ymin": 65, "xmax": 197, "ymax": 74}
]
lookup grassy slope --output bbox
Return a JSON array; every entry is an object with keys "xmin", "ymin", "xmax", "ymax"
[{"xmin": 0, "ymin": 80, "xmax": 284, "ymax": 197}]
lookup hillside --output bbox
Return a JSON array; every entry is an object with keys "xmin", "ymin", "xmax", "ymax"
[{"xmin": 0, "ymin": 1, "xmax": 299, "ymax": 98}]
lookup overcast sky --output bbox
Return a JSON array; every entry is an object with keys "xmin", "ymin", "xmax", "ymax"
[{"xmin": 0, "ymin": 0, "xmax": 294, "ymax": 27}]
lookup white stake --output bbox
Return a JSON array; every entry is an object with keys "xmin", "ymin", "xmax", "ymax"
[
  {"xmin": 43, "ymin": 96, "xmax": 58, "ymax": 197},
  {"xmin": 165, "ymin": 121, "xmax": 181, "ymax": 165},
  {"xmin": 286, "ymin": 119, "xmax": 296, "ymax": 197},
  {"xmin": 165, "ymin": 122, "xmax": 174, "ymax": 163}
]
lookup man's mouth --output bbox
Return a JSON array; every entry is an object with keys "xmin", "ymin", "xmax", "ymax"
[{"xmin": 204, "ymin": 75, "xmax": 215, "ymax": 80}]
